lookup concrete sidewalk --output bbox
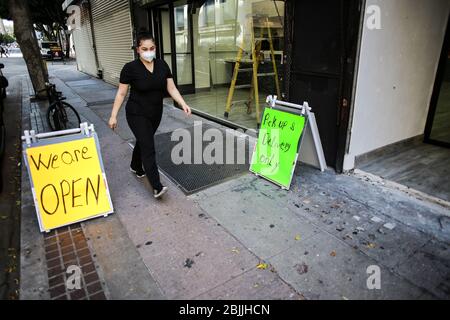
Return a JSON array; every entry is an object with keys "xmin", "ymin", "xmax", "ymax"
[{"xmin": 19, "ymin": 62, "xmax": 450, "ymax": 300}]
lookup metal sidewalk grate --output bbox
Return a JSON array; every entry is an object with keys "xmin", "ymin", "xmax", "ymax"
[{"xmin": 154, "ymin": 124, "xmax": 251, "ymax": 195}]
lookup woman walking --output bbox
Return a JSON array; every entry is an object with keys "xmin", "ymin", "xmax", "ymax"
[{"xmin": 109, "ymin": 33, "xmax": 192, "ymax": 199}]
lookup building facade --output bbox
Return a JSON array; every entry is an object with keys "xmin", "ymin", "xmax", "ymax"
[{"xmin": 64, "ymin": 0, "xmax": 450, "ymax": 173}]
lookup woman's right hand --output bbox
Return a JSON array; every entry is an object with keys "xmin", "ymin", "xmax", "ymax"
[{"xmin": 109, "ymin": 116, "xmax": 118, "ymax": 130}]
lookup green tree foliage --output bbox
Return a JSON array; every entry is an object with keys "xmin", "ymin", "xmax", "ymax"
[
  {"xmin": 0, "ymin": 0, "xmax": 71, "ymax": 57},
  {"xmin": 0, "ymin": 33, "xmax": 15, "ymax": 44},
  {"xmin": 0, "ymin": 0, "xmax": 68, "ymax": 41}
]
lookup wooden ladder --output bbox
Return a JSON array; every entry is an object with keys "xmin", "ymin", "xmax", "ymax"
[{"xmin": 224, "ymin": 16, "xmax": 281, "ymax": 126}]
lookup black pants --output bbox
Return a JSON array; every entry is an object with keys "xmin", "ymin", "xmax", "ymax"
[{"xmin": 126, "ymin": 113, "xmax": 163, "ymax": 191}]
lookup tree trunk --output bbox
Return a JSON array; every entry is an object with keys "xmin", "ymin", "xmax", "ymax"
[{"xmin": 8, "ymin": 0, "xmax": 48, "ymax": 99}]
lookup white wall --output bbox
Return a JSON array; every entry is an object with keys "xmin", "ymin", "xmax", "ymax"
[{"xmin": 344, "ymin": 0, "xmax": 449, "ymax": 170}]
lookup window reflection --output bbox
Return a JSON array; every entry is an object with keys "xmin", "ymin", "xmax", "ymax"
[{"xmin": 180, "ymin": 0, "xmax": 285, "ymax": 129}]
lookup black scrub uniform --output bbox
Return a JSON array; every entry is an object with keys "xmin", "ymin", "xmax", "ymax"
[{"xmin": 119, "ymin": 58, "xmax": 173, "ymax": 191}]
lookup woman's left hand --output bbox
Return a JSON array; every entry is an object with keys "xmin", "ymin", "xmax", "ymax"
[{"xmin": 182, "ymin": 104, "xmax": 192, "ymax": 116}]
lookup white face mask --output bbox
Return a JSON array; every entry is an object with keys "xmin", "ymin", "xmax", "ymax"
[{"xmin": 141, "ymin": 50, "xmax": 156, "ymax": 62}]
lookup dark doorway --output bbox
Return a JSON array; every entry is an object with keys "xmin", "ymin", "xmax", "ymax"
[
  {"xmin": 284, "ymin": 0, "xmax": 362, "ymax": 171},
  {"xmin": 425, "ymin": 17, "xmax": 450, "ymax": 148}
]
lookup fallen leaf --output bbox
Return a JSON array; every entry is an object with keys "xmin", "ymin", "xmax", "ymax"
[
  {"xmin": 295, "ymin": 235, "xmax": 301, "ymax": 241},
  {"xmin": 257, "ymin": 263, "xmax": 268, "ymax": 270},
  {"xmin": 295, "ymin": 263, "xmax": 309, "ymax": 275},
  {"xmin": 331, "ymin": 203, "xmax": 341, "ymax": 209},
  {"xmin": 184, "ymin": 258, "xmax": 195, "ymax": 268},
  {"xmin": 330, "ymin": 251, "xmax": 337, "ymax": 257}
]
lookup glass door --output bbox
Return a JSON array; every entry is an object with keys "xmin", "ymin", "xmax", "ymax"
[
  {"xmin": 151, "ymin": 2, "xmax": 195, "ymax": 95},
  {"xmin": 173, "ymin": 1, "xmax": 195, "ymax": 94},
  {"xmin": 149, "ymin": 0, "xmax": 287, "ymax": 131},
  {"xmin": 150, "ymin": 5, "xmax": 172, "ymax": 70}
]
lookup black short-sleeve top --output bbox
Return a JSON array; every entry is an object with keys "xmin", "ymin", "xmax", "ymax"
[{"xmin": 120, "ymin": 58, "xmax": 173, "ymax": 118}]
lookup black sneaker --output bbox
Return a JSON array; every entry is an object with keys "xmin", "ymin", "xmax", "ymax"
[
  {"xmin": 153, "ymin": 186, "xmax": 168, "ymax": 199},
  {"xmin": 130, "ymin": 166, "xmax": 146, "ymax": 178}
]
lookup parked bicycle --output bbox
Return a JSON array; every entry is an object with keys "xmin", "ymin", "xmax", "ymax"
[{"xmin": 39, "ymin": 82, "xmax": 81, "ymax": 131}]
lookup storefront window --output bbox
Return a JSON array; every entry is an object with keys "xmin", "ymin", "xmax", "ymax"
[
  {"xmin": 175, "ymin": 7, "xmax": 186, "ymax": 31},
  {"xmin": 161, "ymin": 0, "xmax": 285, "ymax": 130}
]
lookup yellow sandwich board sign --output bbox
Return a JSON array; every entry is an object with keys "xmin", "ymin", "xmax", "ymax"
[{"xmin": 22, "ymin": 124, "xmax": 114, "ymax": 232}]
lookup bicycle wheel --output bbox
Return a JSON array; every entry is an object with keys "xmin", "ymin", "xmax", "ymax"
[{"xmin": 47, "ymin": 102, "xmax": 81, "ymax": 131}]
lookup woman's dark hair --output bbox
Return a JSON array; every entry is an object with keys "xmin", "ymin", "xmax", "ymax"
[{"xmin": 136, "ymin": 32, "xmax": 155, "ymax": 47}]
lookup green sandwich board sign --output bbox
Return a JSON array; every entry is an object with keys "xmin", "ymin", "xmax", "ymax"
[{"xmin": 250, "ymin": 108, "xmax": 307, "ymax": 190}]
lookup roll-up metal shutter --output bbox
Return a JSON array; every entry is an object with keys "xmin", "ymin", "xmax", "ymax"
[
  {"xmin": 72, "ymin": 4, "xmax": 98, "ymax": 77},
  {"xmin": 91, "ymin": 0, "xmax": 135, "ymax": 86}
]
